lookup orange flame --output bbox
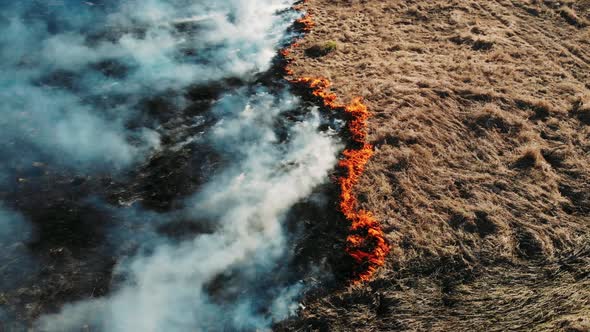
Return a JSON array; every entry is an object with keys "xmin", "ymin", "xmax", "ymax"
[
  {"xmin": 295, "ymin": 15, "xmax": 315, "ymax": 32},
  {"xmin": 281, "ymin": 2, "xmax": 389, "ymax": 283}
]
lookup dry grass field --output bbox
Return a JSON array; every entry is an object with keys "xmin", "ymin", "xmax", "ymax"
[{"xmin": 282, "ymin": 0, "xmax": 590, "ymax": 330}]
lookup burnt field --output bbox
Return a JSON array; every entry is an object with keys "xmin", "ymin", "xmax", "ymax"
[
  {"xmin": 0, "ymin": 1, "xmax": 365, "ymax": 330},
  {"xmin": 280, "ymin": 0, "xmax": 590, "ymax": 331}
]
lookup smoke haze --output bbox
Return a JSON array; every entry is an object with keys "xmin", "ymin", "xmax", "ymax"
[
  {"xmin": 0, "ymin": 0, "xmax": 297, "ymax": 171},
  {"xmin": 39, "ymin": 89, "xmax": 340, "ymax": 331},
  {"xmin": 0, "ymin": 0, "xmax": 343, "ymax": 330}
]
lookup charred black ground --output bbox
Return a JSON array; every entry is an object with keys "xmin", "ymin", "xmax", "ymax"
[{"xmin": 0, "ymin": 8, "xmax": 359, "ymax": 327}]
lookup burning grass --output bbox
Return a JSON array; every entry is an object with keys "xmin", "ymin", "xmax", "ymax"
[{"xmin": 281, "ymin": 8, "xmax": 389, "ymax": 283}]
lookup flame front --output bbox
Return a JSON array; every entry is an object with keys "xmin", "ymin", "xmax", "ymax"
[
  {"xmin": 295, "ymin": 15, "xmax": 315, "ymax": 32},
  {"xmin": 281, "ymin": 4, "xmax": 390, "ymax": 283}
]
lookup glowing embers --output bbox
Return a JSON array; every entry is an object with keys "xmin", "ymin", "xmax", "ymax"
[{"xmin": 292, "ymin": 77, "xmax": 340, "ymax": 108}]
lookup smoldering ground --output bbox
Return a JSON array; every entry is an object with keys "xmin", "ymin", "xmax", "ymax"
[
  {"xmin": 38, "ymin": 87, "xmax": 341, "ymax": 331},
  {"xmin": 0, "ymin": 0, "xmax": 346, "ymax": 330}
]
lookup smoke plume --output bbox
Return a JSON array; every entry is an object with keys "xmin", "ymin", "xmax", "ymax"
[
  {"xmin": 0, "ymin": 0, "xmax": 298, "ymax": 171},
  {"xmin": 0, "ymin": 0, "xmax": 344, "ymax": 330},
  {"xmin": 38, "ymin": 87, "xmax": 340, "ymax": 331}
]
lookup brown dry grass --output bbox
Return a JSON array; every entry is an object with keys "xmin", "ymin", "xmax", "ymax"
[{"xmin": 281, "ymin": 0, "xmax": 590, "ymax": 331}]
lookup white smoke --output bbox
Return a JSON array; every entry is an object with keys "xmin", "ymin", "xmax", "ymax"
[
  {"xmin": 38, "ymin": 88, "xmax": 340, "ymax": 331},
  {"xmin": 0, "ymin": 0, "xmax": 298, "ymax": 170},
  {"xmin": 22, "ymin": 0, "xmax": 343, "ymax": 330}
]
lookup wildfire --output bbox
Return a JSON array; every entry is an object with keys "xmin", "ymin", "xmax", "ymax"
[
  {"xmin": 282, "ymin": 2, "xmax": 390, "ymax": 283},
  {"xmin": 294, "ymin": 15, "xmax": 315, "ymax": 32}
]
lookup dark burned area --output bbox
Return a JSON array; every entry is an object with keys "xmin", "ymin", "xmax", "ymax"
[{"xmin": 0, "ymin": 20, "xmax": 361, "ymax": 326}]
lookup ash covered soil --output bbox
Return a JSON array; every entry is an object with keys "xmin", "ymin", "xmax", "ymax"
[{"xmin": 280, "ymin": 0, "xmax": 590, "ymax": 331}]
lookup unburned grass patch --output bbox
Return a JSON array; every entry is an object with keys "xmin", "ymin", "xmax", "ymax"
[
  {"xmin": 284, "ymin": 0, "xmax": 590, "ymax": 330},
  {"xmin": 466, "ymin": 104, "xmax": 523, "ymax": 136}
]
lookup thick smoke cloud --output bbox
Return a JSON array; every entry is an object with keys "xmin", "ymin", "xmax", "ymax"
[
  {"xmin": 1, "ymin": 2, "xmax": 153, "ymax": 171},
  {"xmin": 38, "ymin": 88, "xmax": 340, "ymax": 331},
  {"xmin": 0, "ymin": 0, "xmax": 345, "ymax": 330},
  {"xmin": 0, "ymin": 0, "xmax": 297, "ymax": 171}
]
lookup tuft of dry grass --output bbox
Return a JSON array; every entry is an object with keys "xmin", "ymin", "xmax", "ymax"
[
  {"xmin": 467, "ymin": 104, "xmax": 523, "ymax": 136},
  {"xmin": 514, "ymin": 144, "xmax": 548, "ymax": 169},
  {"xmin": 559, "ymin": 6, "xmax": 589, "ymax": 28},
  {"xmin": 571, "ymin": 94, "xmax": 590, "ymax": 124}
]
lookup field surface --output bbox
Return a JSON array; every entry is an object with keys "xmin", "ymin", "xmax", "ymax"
[{"xmin": 284, "ymin": 0, "xmax": 590, "ymax": 330}]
